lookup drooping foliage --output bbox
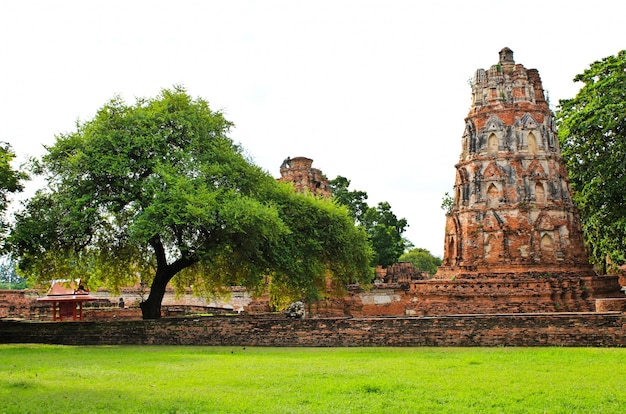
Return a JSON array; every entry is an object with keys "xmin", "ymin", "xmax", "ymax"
[
  {"xmin": 9, "ymin": 87, "xmax": 372, "ymax": 318},
  {"xmin": 556, "ymin": 50, "xmax": 626, "ymax": 273}
]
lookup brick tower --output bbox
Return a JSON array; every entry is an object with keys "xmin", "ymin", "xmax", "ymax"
[
  {"xmin": 436, "ymin": 48, "xmax": 594, "ymax": 278},
  {"xmin": 428, "ymin": 49, "xmax": 623, "ymax": 314}
]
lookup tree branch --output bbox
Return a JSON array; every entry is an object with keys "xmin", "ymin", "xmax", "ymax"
[{"xmin": 149, "ymin": 236, "xmax": 168, "ymax": 270}]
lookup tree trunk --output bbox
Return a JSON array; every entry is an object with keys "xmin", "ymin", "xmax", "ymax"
[
  {"xmin": 140, "ymin": 237, "xmax": 198, "ymax": 319},
  {"xmin": 140, "ymin": 268, "xmax": 172, "ymax": 319},
  {"xmin": 139, "ymin": 296, "xmax": 162, "ymax": 319},
  {"xmin": 139, "ymin": 241, "xmax": 199, "ymax": 319}
]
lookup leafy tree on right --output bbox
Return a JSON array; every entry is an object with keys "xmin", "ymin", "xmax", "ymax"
[{"xmin": 556, "ymin": 50, "xmax": 626, "ymax": 273}]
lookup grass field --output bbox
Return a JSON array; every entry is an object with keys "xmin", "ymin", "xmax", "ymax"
[{"xmin": 1, "ymin": 345, "xmax": 625, "ymax": 413}]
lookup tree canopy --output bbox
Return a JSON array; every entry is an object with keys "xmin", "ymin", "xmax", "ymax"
[
  {"xmin": 9, "ymin": 87, "xmax": 372, "ymax": 318},
  {"xmin": 556, "ymin": 50, "xmax": 626, "ymax": 273},
  {"xmin": 329, "ymin": 176, "xmax": 409, "ymax": 267}
]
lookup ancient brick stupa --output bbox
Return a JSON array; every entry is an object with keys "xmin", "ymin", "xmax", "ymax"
[
  {"xmin": 278, "ymin": 156, "xmax": 331, "ymax": 197},
  {"xmin": 431, "ymin": 48, "xmax": 623, "ymax": 312}
]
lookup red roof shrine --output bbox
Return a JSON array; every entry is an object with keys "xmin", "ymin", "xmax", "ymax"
[{"xmin": 37, "ymin": 279, "xmax": 98, "ymax": 321}]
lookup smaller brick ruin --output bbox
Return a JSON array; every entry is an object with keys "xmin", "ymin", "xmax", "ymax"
[{"xmin": 278, "ymin": 156, "xmax": 331, "ymax": 197}]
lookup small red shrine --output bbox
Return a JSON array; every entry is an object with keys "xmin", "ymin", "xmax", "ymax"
[{"xmin": 37, "ymin": 279, "xmax": 98, "ymax": 321}]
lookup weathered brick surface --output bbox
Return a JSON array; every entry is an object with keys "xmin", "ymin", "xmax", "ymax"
[
  {"xmin": 82, "ymin": 308, "xmax": 144, "ymax": 321},
  {"xmin": 2, "ymin": 313, "xmax": 625, "ymax": 347},
  {"xmin": 247, "ymin": 275, "xmax": 624, "ymax": 318},
  {"xmin": 438, "ymin": 48, "xmax": 593, "ymax": 278},
  {"xmin": 431, "ymin": 48, "xmax": 624, "ymax": 311},
  {"xmin": 0, "ymin": 290, "xmax": 49, "ymax": 320},
  {"xmin": 6, "ymin": 274, "xmax": 623, "ymax": 322},
  {"xmin": 278, "ymin": 156, "xmax": 331, "ymax": 197},
  {"xmin": 0, "ymin": 290, "xmax": 32, "ymax": 318},
  {"xmin": 377, "ymin": 262, "xmax": 427, "ymax": 283},
  {"xmin": 595, "ymin": 298, "xmax": 626, "ymax": 312}
]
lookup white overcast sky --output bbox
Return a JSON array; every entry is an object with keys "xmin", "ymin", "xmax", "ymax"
[{"xmin": 1, "ymin": 0, "xmax": 624, "ymax": 257}]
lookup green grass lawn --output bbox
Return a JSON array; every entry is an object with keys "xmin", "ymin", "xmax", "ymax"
[{"xmin": 1, "ymin": 345, "xmax": 624, "ymax": 413}]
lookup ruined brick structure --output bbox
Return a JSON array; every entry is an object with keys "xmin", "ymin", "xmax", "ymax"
[
  {"xmin": 254, "ymin": 107, "xmax": 623, "ymax": 316},
  {"xmin": 0, "ymin": 290, "xmax": 43, "ymax": 319},
  {"xmin": 376, "ymin": 262, "xmax": 427, "ymax": 283},
  {"xmin": 278, "ymin": 156, "xmax": 331, "ymax": 197},
  {"xmin": 437, "ymin": 48, "xmax": 595, "ymax": 277},
  {"xmin": 420, "ymin": 48, "xmax": 624, "ymax": 313}
]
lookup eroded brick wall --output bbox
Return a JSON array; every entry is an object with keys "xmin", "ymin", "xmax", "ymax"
[
  {"xmin": 249, "ymin": 275, "xmax": 625, "ymax": 317},
  {"xmin": 0, "ymin": 290, "xmax": 48, "ymax": 319},
  {"xmin": 1, "ymin": 313, "xmax": 625, "ymax": 347}
]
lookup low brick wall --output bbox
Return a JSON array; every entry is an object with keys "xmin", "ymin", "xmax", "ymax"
[
  {"xmin": 0, "ymin": 290, "xmax": 49, "ymax": 320},
  {"xmin": 82, "ymin": 307, "xmax": 143, "ymax": 321},
  {"xmin": 1, "ymin": 312, "xmax": 624, "ymax": 347}
]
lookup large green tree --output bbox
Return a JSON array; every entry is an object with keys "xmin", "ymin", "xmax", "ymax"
[
  {"xmin": 0, "ymin": 142, "xmax": 26, "ymax": 241},
  {"xmin": 329, "ymin": 176, "xmax": 409, "ymax": 267},
  {"xmin": 556, "ymin": 50, "xmax": 626, "ymax": 273},
  {"xmin": 9, "ymin": 88, "xmax": 372, "ymax": 318}
]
